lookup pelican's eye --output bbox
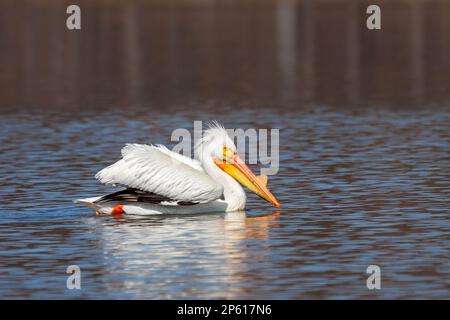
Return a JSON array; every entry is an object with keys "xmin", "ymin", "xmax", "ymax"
[{"xmin": 222, "ymin": 146, "xmax": 235, "ymax": 162}]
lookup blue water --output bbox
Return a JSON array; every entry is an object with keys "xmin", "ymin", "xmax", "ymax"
[{"xmin": 0, "ymin": 106, "xmax": 449, "ymax": 299}]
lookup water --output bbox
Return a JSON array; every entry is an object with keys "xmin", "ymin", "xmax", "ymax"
[
  {"xmin": 0, "ymin": 0, "xmax": 450, "ymax": 299},
  {"xmin": 0, "ymin": 107, "xmax": 449, "ymax": 299}
]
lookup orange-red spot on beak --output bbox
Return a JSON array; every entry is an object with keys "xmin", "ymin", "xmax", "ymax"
[{"xmin": 111, "ymin": 204, "xmax": 125, "ymax": 215}]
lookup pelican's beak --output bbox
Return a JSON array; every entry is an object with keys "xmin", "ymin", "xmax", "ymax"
[{"xmin": 214, "ymin": 154, "xmax": 281, "ymax": 208}]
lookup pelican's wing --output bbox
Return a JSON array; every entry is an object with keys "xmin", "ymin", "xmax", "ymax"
[{"xmin": 95, "ymin": 144, "xmax": 223, "ymax": 203}]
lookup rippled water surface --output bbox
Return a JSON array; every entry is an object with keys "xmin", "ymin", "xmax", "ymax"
[{"xmin": 0, "ymin": 107, "xmax": 449, "ymax": 299}]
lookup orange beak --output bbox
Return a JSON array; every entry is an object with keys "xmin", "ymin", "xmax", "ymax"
[{"xmin": 214, "ymin": 154, "xmax": 280, "ymax": 208}]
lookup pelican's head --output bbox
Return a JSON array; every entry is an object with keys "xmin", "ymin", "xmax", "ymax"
[{"xmin": 196, "ymin": 122, "xmax": 280, "ymax": 208}]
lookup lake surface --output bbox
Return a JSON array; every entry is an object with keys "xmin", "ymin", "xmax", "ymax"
[
  {"xmin": 0, "ymin": 106, "xmax": 449, "ymax": 299},
  {"xmin": 0, "ymin": 0, "xmax": 449, "ymax": 299}
]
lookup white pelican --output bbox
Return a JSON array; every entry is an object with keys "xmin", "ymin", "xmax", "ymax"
[{"xmin": 76, "ymin": 123, "xmax": 280, "ymax": 215}]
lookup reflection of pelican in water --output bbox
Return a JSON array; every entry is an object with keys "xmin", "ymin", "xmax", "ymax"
[
  {"xmin": 224, "ymin": 211, "xmax": 281, "ymax": 240},
  {"xmin": 76, "ymin": 122, "xmax": 280, "ymax": 215},
  {"xmin": 93, "ymin": 211, "xmax": 281, "ymax": 298}
]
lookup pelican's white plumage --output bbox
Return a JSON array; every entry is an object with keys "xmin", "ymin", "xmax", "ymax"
[
  {"xmin": 76, "ymin": 122, "xmax": 280, "ymax": 215},
  {"xmin": 95, "ymin": 144, "xmax": 223, "ymax": 203}
]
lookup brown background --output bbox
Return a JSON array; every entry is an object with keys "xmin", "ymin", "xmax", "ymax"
[{"xmin": 0, "ymin": 0, "xmax": 449, "ymax": 112}]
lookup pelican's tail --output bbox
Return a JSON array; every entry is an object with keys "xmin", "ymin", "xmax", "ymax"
[{"xmin": 73, "ymin": 196, "xmax": 103, "ymax": 211}]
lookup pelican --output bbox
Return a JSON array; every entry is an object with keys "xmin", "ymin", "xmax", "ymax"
[{"xmin": 76, "ymin": 123, "xmax": 280, "ymax": 215}]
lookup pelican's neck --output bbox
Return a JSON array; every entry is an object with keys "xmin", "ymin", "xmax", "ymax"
[{"xmin": 202, "ymin": 157, "xmax": 246, "ymax": 211}]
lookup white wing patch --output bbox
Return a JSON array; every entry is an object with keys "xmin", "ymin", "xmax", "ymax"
[
  {"xmin": 150, "ymin": 144, "xmax": 204, "ymax": 171},
  {"xmin": 96, "ymin": 144, "xmax": 223, "ymax": 203}
]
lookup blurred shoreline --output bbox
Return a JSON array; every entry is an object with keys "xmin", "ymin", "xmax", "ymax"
[{"xmin": 0, "ymin": 0, "xmax": 449, "ymax": 112}]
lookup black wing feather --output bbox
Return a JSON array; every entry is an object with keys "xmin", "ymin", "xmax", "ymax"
[{"xmin": 94, "ymin": 188, "xmax": 198, "ymax": 206}]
